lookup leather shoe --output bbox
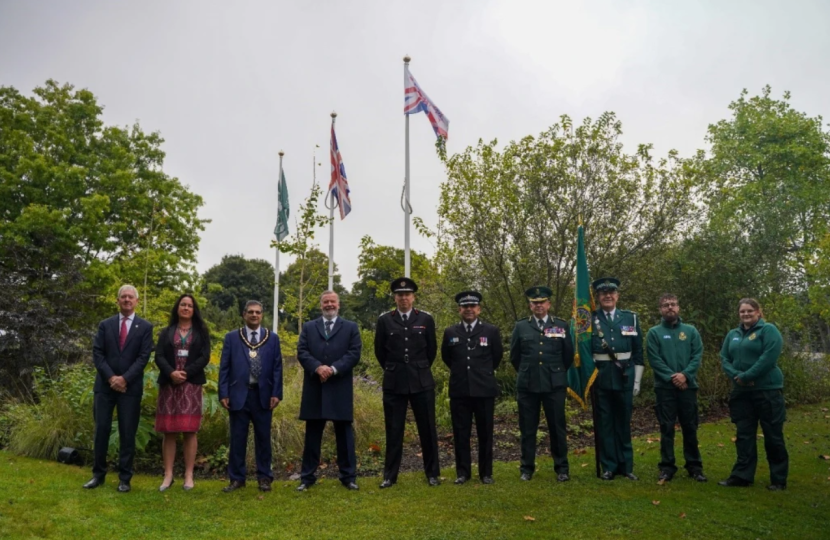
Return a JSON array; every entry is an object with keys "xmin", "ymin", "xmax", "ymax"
[
  {"xmin": 481, "ymin": 476, "xmax": 494, "ymax": 485},
  {"xmin": 379, "ymin": 479, "xmax": 396, "ymax": 489},
  {"xmin": 658, "ymin": 471, "xmax": 673, "ymax": 482},
  {"xmin": 83, "ymin": 477, "xmax": 104, "ymax": 489},
  {"xmin": 600, "ymin": 471, "xmax": 615, "ymax": 481},
  {"xmin": 557, "ymin": 473, "xmax": 570, "ymax": 482},
  {"xmin": 623, "ymin": 473, "xmax": 639, "ymax": 481},
  {"xmin": 117, "ymin": 481, "xmax": 131, "ymax": 493},
  {"xmin": 343, "ymin": 482, "xmax": 359, "ymax": 491},
  {"xmin": 296, "ymin": 483, "xmax": 312, "ymax": 492},
  {"xmin": 258, "ymin": 478, "xmax": 272, "ymax": 492},
  {"xmin": 767, "ymin": 483, "xmax": 786, "ymax": 491},
  {"xmin": 691, "ymin": 472, "xmax": 708, "ymax": 483},
  {"xmin": 520, "ymin": 473, "xmax": 533, "ymax": 481},
  {"xmin": 222, "ymin": 480, "xmax": 246, "ymax": 493},
  {"xmin": 159, "ymin": 478, "xmax": 175, "ymax": 492},
  {"xmin": 718, "ymin": 477, "xmax": 752, "ymax": 487},
  {"xmin": 427, "ymin": 477, "xmax": 440, "ymax": 487},
  {"xmin": 454, "ymin": 476, "xmax": 468, "ymax": 485}
]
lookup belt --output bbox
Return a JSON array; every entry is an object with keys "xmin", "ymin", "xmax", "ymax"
[
  {"xmin": 593, "ymin": 352, "xmax": 632, "ymax": 361},
  {"xmin": 247, "ymin": 383, "xmax": 259, "ymax": 390}
]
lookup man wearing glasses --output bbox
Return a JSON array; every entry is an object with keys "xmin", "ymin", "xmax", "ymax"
[
  {"xmin": 510, "ymin": 286, "xmax": 574, "ymax": 482},
  {"xmin": 645, "ymin": 294, "xmax": 707, "ymax": 483}
]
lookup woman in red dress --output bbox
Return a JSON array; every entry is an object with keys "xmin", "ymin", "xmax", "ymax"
[{"xmin": 154, "ymin": 294, "xmax": 211, "ymax": 491}]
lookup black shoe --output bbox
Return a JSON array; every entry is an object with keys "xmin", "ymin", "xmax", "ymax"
[
  {"xmin": 427, "ymin": 477, "xmax": 440, "ymax": 487},
  {"xmin": 557, "ymin": 473, "xmax": 570, "ymax": 482},
  {"xmin": 624, "ymin": 473, "xmax": 639, "ymax": 481},
  {"xmin": 718, "ymin": 477, "xmax": 752, "ymax": 487},
  {"xmin": 222, "ymin": 480, "xmax": 246, "ymax": 493},
  {"xmin": 658, "ymin": 471, "xmax": 673, "ymax": 482},
  {"xmin": 379, "ymin": 479, "xmax": 396, "ymax": 489},
  {"xmin": 454, "ymin": 476, "xmax": 467, "ymax": 485},
  {"xmin": 343, "ymin": 482, "xmax": 359, "ymax": 491},
  {"xmin": 258, "ymin": 478, "xmax": 272, "ymax": 492},
  {"xmin": 691, "ymin": 472, "xmax": 708, "ymax": 483},
  {"xmin": 767, "ymin": 483, "xmax": 786, "ymax": 491},
  {"xmin": 481, "ymin": 476, "xmax": 494, "ymax": 485},
  {"xmin": 83, "ymin": 477, "xmax": 104, "ymax": 490},
  {"xmin": 520, "ymin": 472, "xmax": 533, "ymax": 481},
  {"xmin": 296, "ymin": 483, "xmax": 312, "ymax": 492},
  {"xmin": 117, "ymin": 481, "xmax": 131, "ymax": 493},
  {"xmin": 600, "ymin": 471, "xmax": 615, "ymax": 481}
]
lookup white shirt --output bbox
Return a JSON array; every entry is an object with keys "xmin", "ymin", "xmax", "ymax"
[
  {"xmin": 246, "ymin": 326, "xmax": 262, "ymax": 342},
  {"xmin": 463, "ymin": 319, "xmax": 479, "ymax": 331},
  {"xmin": 323, "ymin": 316, "xmax": 338, "ymax": 326},
  {"xmin": 535, "ymin": 315, "xmax": 549, "ymax": 327},
  {"xmin": 605, "ymin": 309, "xmax": 617, "ymax": 321},
  {"xmin": 119, "ymin": 312, "xmax": 135, "ymax": 333},
  {"xmin": 398, "ymin": 310, "xmax": 413, "ymax": 320}
]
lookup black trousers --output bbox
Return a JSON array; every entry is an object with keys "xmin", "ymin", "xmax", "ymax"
[
  {"xmin": 382, "ymin": 389, "xmax": 440, "ymax": 482},
  {"xmin": 228, "ymin": 386, "xmax": 274, "ymax": 482},
  {"xmin": 92, "ymin": 391, "xmax": 142, "ymax": 483},
  {"xmin": 728, "ymin": 390, "xmax": 789, "ymax": 485},
  {"xmin": 300, "ymin": 419, "xmax": 356, "ymax": 485},
  {"xmin": 654, "ymin": 388, "xmax": 702, "ymax": 475},
  {"xmin": 450, "ymin": 396, "xmax": 494, "ymax": 479},
  {"xmin": 517, "ymin": 389, "xmax": 569, "ymax": 475}
]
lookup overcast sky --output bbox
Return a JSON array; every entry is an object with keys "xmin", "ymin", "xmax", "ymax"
[{"xmin": 2, "ymin": 0, "xmax": 829, "ymax": 288}]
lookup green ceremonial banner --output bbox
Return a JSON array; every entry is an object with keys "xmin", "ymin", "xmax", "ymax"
[
  {"xmin": 274, "ymin": 169, "xmax": 290, "ymax": 241},
  {"xmin": 567, "ymin": 224, "xmax": 596, "ymax": 409}
]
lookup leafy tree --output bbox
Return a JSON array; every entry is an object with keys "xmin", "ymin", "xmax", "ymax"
[{"xmin": 202, "ymin": 255, "xmax": 276, "ymax": 315}]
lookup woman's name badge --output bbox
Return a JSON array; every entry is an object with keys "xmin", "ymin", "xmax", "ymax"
[{"xmin": 177, "ymin": 349, "xmax": 189, "ymax": 358}]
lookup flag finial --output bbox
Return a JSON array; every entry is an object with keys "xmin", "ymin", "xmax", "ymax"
[
  {"xmin": 330, "ymin": 111, "xmax": 337, "ymax": 119},
  {"xmin": 278, "ymin": 150, "xmax": 284, "ymax": 157},
  {"xmin": 403, "ymin": 55, "xmax": 411, "ymax": 63}
]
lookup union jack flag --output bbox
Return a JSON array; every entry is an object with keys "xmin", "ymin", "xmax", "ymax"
[
  {"xmin": 404, "ymin": 66, "xmax": 449, "ymax": 140},
  {"xmin": 329, "ymin": 123, "xmax": 351, "ymax": 220}
]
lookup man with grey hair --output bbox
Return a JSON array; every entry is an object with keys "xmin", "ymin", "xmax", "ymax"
[
  {"xmin": 219, "ymin": 299, "xmax": 284, "ymax": 492},
  {"xmin": 296, "ymin": 291, "xmax": 362, "ymax": 491},
  {"xmin": 84, "ymin": 285, "xmax": 154, "ymax": 492}
]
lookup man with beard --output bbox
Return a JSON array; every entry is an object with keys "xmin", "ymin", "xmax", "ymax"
[
  {"xmin": 295, "ymin": 291, "xmax": 362, "ymax": 491},
  {"xmin": 646, "ymin": 293, "xmax": 707, "ymax": 482}
]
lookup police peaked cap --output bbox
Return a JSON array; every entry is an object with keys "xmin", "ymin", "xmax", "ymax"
[
  {"xmin": 454, "ymin": 290, "xmax": 482, "ymax": 306},
  {"xmin": 391, "ymin": 277, "xmax": 418, "ymax": 293}
]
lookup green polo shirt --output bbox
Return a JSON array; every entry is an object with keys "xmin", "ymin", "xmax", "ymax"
[
  {"xmin": 646, "ymin": 318, "xmax": 702, "ymax": 390},
  {"xmin": 720, "ymin": 318, "xmax": 784, "ymax": 392}
]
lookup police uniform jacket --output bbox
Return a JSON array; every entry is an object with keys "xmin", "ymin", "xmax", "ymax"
[
  {"xmin": 591, "ymin": 309, "xmax": 644, "ymax": 391},
  {"xmin": 510, "ymin": 316, "xmax": 574, "ymax": 393},
  {"xmin": 441, "ymin": 321, "xmax": 503, "ymax": 398},
  {"xmin": 374, "ymin": 309, "xmax": 437, "ymax": 394}
]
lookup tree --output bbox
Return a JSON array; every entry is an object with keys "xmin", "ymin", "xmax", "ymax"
[
  {"xmin": 278, "ymin": 248, "xmax": 346, "ymax": 333},
  {"xmin": 202, "ymin": 255, "xmax": 276, "ymax": 316}
]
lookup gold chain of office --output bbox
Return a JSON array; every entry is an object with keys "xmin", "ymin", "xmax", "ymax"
[{"xmin": 238, "ymin": 328, "xmax": 271, "ymax": 359}]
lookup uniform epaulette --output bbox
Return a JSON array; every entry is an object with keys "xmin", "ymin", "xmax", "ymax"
[
  {"xmin": 417, "ymin": 309, "xmax": 431, "ymax": 316},
  {"xmin": 619, "ymin": 309, "xmax": 636, "ymax": 314}
]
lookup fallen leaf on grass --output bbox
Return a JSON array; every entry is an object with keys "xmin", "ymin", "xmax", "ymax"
[
  {"xmin": 652, "ymin": 500, "xmax": 661, "ymax": 506},
  {"xmin": 820, "ymin": 455, "xmax": 830, "ymax": 461},
  {"xmin": 257, "ymin": 495, "xmax": 264, "ymax": 501},
  {"xmin": 416, "ymin": 453, "xmax": 423, "ymax": 458},
  {"xmin": 717, "ymin": 443, "xmax": 725, "ymax": 448},
  {"xmin": 804, "ymin": 441, "xmax": 812, "ymax": 445},
  {"xmin": 679, "ymin": 513, "xmax": 687, "ymax": 519},
  {"xmin": 320, "ymin": 463, "xmax": 328, "ymax": 469},
  {"xmin": 820, "ymin": 407, "xmax": 828, "ymax": 412},
  {"xmin": 731, "ymin": 437, "xmax": 737, "ymax": 443},
  {"xmin": 369, "ymin": 444, "xmax": 381, "ymax": 453},
  {"xmin": 573, "ymin": 448, "xmax": 588, "ymax": 455},
  {"xmin": 581, "ymin": 463, "xmax": 588, "ymax": 467},
  {"xmin": 523, "ymin": 516, "xmax": 536, "ymax": 521},
  {"xmin": 657, "ymin": 479, "xmax": 666, "ymax": 486},
  {"xmin": 757, "ymin": 434, "xmax": 764, "ymax": 439}
]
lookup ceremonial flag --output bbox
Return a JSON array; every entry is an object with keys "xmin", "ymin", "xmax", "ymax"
[
  {"xmin": 274, "ymin": 168, "xmax": 290, "ymax": 241},
  {"xmin": 567, "ymin": 224, "xmax": 597, "ymax": 409},
  {"xmin": 404, "ymin": 66, "xmax": 449, "ymax": 140},
  {"xmin": 329, "ymin": 123, "xmax": 351, "ymax": 220}
]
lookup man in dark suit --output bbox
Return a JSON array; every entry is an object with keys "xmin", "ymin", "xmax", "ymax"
[
  {"xmin": 84, "ymin": 284, "xmax": 154, "ymax": 492},
  {"xmin": 374, "ymin": 277, "xmax": 440, "ymax": 488},
  {"xmin": 219, "ymin": 300, "xmax": 283, "ymax": 492},
  {"xmin": 441, "ymin": 291, "xmax": 503, "ymax": 485},
  {"xmin": 295, "ymin": 291, "xmax": 362, "ymax": 492}
]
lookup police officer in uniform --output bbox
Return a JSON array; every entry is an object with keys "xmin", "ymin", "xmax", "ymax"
[
  {"xmin": 374, "ymin": 277, "xmax": 440, "ymax": 488},
  {"xmin": 441, "ymin": 291, "xmax": 503, "ymax": 485},
  {"xmin": 591, "ymin": 277, "xmax": 644, "ymax": 480},
  {"xmin": 510, "ymin": 286, "xmax": 574, "ymax": 482}
]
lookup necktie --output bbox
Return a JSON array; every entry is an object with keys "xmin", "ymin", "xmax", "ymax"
[
  {"xmin": 466, "ymin": 324, "xmax": 473, "ymax": 333},
  {"xmin": 119, "ymin": 317, "xmax": 128, "ymax": 350},
  {"xmin": 250, "ymin": 331, "xmax": 258, "ymax": 345},
  {"xmin": 606, "ymin": 312, "xmax": 613, "ymax": 321},
  {"xmin": 402, "ymin": 313, "xmax": 408, "ymax": 323},
  {"xmin": 249, "ymin": 330, "xmax": 261, "ymax": 380},
  {"xmin": 325, "ymin": 320, "xmax": 333, "ymax": 337},
  {"xmin": 537, "ymin": 319, "xmax": 544, "ymax": 330}
]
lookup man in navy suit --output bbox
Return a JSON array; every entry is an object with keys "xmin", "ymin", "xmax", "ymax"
[
  {"xmin": 84, "ymin": 284, "xmax": 154, "ymax": 492},
  {"xmin": 295, "ymin": 291, "xmax": 362, "ymax": 492},
  {"xmin": 219, "ymin": 300, "xmax": 284, "ymax": 492}
]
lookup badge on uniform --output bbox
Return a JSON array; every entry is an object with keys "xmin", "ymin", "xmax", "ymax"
[
  {"xmin": 748, "ymin": 332, "xmax": 757, "ymax": 340},
  {"xmin": 546, "ymin": 326, "xmax": 566, "ymax": 338},
  {"xmin": 732, "ymin": 337, "xmax": 740, "ymax": 341},
  {"xmin": 663, "ymin": 335, "xmax": 671, "ymax": 339},
  {"xmin": 620, "ymin": 325, "xmax": 638, "ymax": 336},
  {"xmin": 450, "ymin": 337, "xmax": 459, "ymax": 344},
  {"xmin": 177, "ymin": 349, "xmax": 189, "ymax": 358},
  {"xmin": 679, "ymin": 332, "xmax": 687, "ymax": 341},
  {"xmin": 479, "ymin": 336, "xmax": 488, "ymax": 347}
]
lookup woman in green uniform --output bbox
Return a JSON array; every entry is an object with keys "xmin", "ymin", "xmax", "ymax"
[{"xmin": 719, "ymin": 298, "xmax": 788, "ymax": 491}]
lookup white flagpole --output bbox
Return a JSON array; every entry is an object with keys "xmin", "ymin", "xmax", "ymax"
[
  {"xmin": 274, "ymin": 150, "xmax": 284, "ymax": 332},
  {"xmin": 403, "ymin": 55, "xmax": 412, "ymax": 278},
  {"xmin": 328, "ymin": 111, "xmax": 337, "ymax": 291}
]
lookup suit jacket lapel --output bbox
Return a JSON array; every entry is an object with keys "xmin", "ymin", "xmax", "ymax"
[
  {"xmin": 327, "ymin": 319, "xmax": 343, "ymax": 340},
  {"xmin": 469, "ymin": 322, "xmax": 484, "ymax": 339}
]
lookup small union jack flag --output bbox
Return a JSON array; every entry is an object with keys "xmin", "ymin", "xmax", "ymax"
[
  {"xmin": 329, "ymin": 123, "xmax": 351, "ymax": 220},
  {"xmin": 404, "ymin": 66, "xmax": 449, "ymax": 140}
]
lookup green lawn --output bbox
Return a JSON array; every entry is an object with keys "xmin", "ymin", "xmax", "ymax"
[{"xmin": 2, "ymin": 403, "xmax": 829, "ymax": 540}]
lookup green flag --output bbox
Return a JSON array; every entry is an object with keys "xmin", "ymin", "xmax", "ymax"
[
  {"xmin": 567, "ymin": 224, "xmax": 596, "ymax": 409},
  {"xmin": 274, "ymin": 168, "xmax": 289, "ymax": 241}
]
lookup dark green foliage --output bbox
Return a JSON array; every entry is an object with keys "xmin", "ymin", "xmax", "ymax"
[{"xmin": 202, "ymin": 255, "xmax": 276, "ymax": 316}]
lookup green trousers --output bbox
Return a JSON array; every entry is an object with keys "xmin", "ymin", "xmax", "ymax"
[
  {"xmin": 728, "ymin": 389, "xmax": 789, "ymax": 485},
  {"xmin": 654, "ymin": 388, "xmax": 702, "ymax": 475},
  {"xmin": 597, "ymin": 387, "xmax": 633, "ymax": 475},
  {"xmin": 517, "ymin": 389, "xmax": 569, "ymax": 475}
]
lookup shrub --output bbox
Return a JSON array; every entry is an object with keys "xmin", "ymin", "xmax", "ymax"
[{"xmin": 6, "ymin": 389, "xmax": 93, "ymax": 459}]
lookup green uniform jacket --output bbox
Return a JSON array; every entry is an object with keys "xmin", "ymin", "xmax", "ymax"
[
  {"xmin": 646, "ymin": 318, "xmax": 702, "ymax": 390},
  {"xmin": 590, "ymin": 309, "xmax": 644, "ymax": 391},
  {"xmin": 720, "ymin": 318, "xmax": 784, "ymax": 393},
  {"xmin": 510, "ymin": 316, "xmax": 574, "ymax": 393}
]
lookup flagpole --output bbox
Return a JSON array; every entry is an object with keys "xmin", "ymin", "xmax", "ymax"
[
  {"xmin": 274, "ymin": 150, "xmax": 284, "ymax": 333},
  {"xmin": 328, "ymin": 111, "xmax": 337, "ymax": 291},
  {"xmin": 403, "ymin": 55, "xmax": 412, "ymax": 278}
]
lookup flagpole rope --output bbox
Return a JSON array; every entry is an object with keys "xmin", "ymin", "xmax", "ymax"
[{"xmin": 400, "ymin": 179, "xmax": 412, "ymax": 214}]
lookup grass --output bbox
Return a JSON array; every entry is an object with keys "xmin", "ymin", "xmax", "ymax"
[{"xmin": 1, "ymin": 403, "xmax": 829, "ymax": 540}]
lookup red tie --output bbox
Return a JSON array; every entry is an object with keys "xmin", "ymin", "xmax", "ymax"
[{"xmin": 119, "ymin": 317, "xmax": 128, "ymax": 350}]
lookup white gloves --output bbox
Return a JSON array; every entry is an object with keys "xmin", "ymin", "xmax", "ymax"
[{"xmin": 633, "ymin": 365, "xmax": 645, "ymax": 396}]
